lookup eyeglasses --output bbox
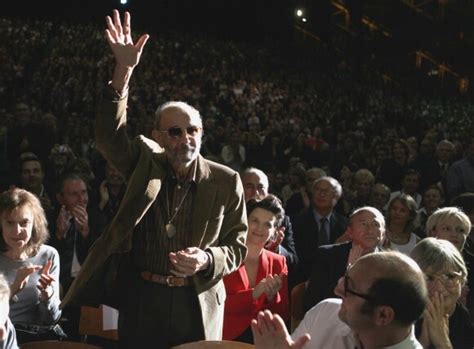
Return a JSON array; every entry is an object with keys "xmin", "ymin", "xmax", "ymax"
[
  {"xmin": 344, "ymin": 271, "xmax": 374, "ymax": 301},
  {"xmin": 425, "ymin": 271, "xmax": 463, "ymax": 289},
  {"xmin": 159, "ymin": 126, "xmax": 201, "ymax": 139},
  {"xmin": 314, "ymin": 187, "xmax": 336, "ymax": 196}
]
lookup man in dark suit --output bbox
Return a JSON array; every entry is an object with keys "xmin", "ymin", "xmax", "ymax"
[
  {"xmin": 303, "ymin": 206, "xmax": 386, "ymax": 312},
  {"xmin": 415, "ymin": 139, "xmax": 454, "ymax": 192},
  {"xmin": 49, "ymin": 172, "xmax": 101, "ymax": 339},
  {"xmin": 292, "ymin": 176, "xmax": 349, "ymax": 283}
]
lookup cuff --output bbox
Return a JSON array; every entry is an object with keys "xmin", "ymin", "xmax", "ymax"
[
  {"xmin": 202, "ymin": 250, "xmax": 215, "ymax": 278},
  {"xmin": 105, "ymin": 82, "xmax": 129, "ymax": 101}
]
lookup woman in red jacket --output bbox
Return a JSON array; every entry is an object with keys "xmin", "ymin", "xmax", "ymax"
[{"xmin": 223, "ymin": 194, "xmax": 289, "ymax": 343}]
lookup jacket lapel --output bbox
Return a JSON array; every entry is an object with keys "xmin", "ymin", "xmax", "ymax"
[{"xmin": 191, "ymin": 156, "xmax": 217, "ymax": 247}]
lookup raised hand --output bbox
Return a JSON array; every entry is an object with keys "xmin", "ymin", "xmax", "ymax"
[
  {"xmin": 265, "ymin": 226, "xmax": 285, "ymax": 252},
  {"xmin": 347, "ymin": 243, "xmax": 364, "ymax": 268},
  {"xmin": 11, "ymin": 264, "xmax": 41, "ymax": 297},
  {"xmin": 169, "ymin": 247, "xmax": 209, "ymax": 277},
  {"xmin": 105, "ymin": 10, "xmax": 149, "ymax": 69},
  {"xmin": 71, "ymin": 205, "xmax": 89, "ymax": 238},
  {"xmin": 37, "ymin": 259, "xmax": 56, "ymax": 301},
  {"xmin": 251, "ymin": 310, "xmax": 311, "ymax": 349},
  {"xmin": 252, "ymin": 274, "xmax": 283, "ymax": 301},
  {"xmin": 424, "ymin": 292, "xmax": 452, "ymax": 349},
  {"xmin": 56, "ymin": 205, "xmax": 72, "ymax": 240}
]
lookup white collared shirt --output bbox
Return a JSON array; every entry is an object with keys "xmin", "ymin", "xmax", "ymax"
[{"xmin": 292, "ymin": 298, "xmax": 422, "ymax": 349}]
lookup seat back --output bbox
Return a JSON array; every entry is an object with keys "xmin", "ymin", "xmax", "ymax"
[
  {"xmin": 79, "ymin": 306, "xmax": 119, "ymax": 341},
  {"xmin": 171, "ymin": 340, "xmax": 255, "ymax": 348},
  {"xmin": 290, "ymin": 281, "xmax": 308, "ymax": 332},
  {"xmin": 21, "ymin": 340, "xmax": 101, "ymax": 349}
]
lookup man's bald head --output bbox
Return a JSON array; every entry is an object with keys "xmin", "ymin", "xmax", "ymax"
[{"xmin": 356, "ymin": 251, "xmax": 427, "ymax": 326}]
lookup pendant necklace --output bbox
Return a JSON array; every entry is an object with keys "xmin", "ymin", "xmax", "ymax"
[{"xmin": 165, "ymin": 182, "xmax": 191, "ymax": 239}]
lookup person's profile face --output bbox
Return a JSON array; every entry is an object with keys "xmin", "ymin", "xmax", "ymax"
[{"xmin": 334, "ymin": 260, "xmax": 374, "ymax": 329}]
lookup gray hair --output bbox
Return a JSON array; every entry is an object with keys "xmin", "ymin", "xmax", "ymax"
[
  {"xmin": 154, "ymin": 101, "xmax": 202, "ymax": 130},
  {"xmin": 410, "ymin": 237, "xmax": 467, "ymax": 284},
  {"xmin": 313, "ymin": 176, "xmax": 343, "ymax": 199},
  {"xmin": 240, "ymin": 167, "xmax": 269, "ymax": 190},
  {"xmin": 354, "ymin": 169, "xmax": 375, "ymax": 184},
  {"xmin": 351, "ymin": 206, "xmax": 386, "ymax": 230}
]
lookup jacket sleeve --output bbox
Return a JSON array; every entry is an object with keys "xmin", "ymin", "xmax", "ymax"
[
  {"xmin": 205, "ymin": 173, "xmax": 248, "ymax": 281},
  {"xmin": 94, "ymin": 89, "xmax": 140, "ymax": 179}
]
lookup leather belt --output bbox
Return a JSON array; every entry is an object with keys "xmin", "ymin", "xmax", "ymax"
[{"xmin": 140, "ymin": 271, "xmax": 192, "ymax": 287}]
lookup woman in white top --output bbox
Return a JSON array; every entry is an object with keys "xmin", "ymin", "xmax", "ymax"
[{"xmin": 383, "ymin": 193, "xmax": 420, "ymax": 255}]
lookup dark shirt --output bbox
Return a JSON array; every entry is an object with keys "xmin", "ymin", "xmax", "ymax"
[{"xmin": 415, "ymin": 303, "xmax": 474, "ymax": 349}]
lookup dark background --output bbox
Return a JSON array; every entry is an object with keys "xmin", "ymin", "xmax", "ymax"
[{"xmin": 4, "ymin": 0, "xmax": 474, "ymax": 95}]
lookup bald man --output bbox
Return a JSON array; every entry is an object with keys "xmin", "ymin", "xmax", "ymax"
[{"xmin": 252, "ymin": 251, "xmax": 427, "ymax": 349}]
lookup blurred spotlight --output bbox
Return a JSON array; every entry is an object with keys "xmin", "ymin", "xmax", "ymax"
[
  {"xmin": 120, "ymin": 0, "xmax": 127, "ymax": 4},
  {"xmin": 302, "ymin": 18, "xmax": 307, "ymax": 22},
  {"xmin": 296, "ymin": 9, "xmax": 303, "ymax": 17}
]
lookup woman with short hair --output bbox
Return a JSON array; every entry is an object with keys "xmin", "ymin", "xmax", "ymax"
[
  {"xmin": 411, "ymin": 237, "xmax": 474, "ymax": 349},
  {"xmin": 426, "ymin": 206, "xmax": 471, "ymax": 251},
  {"xmin": 223, "ymin": 194, "xmax": 289, "ymax": 343}
]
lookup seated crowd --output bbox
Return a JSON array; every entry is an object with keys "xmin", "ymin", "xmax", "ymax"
[{"xmin": 0, "ymin": 12, "xmax": 474, "ymax": 349}]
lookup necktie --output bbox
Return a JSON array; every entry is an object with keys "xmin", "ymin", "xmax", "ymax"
[{"xmin": 319, "ymin": 217, "xmax": 329, "ymax": 245}]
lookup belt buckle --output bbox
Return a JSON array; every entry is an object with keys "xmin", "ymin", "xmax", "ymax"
[{"xmin": 165, "ymin": 275, "xmax": 173, "ymax": 286}]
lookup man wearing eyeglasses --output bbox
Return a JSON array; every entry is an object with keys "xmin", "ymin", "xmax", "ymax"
[
  {"xmin": 292, "ymin": 176, "xmax": 349, "ymax": 283},
  {"xmin": 251, "ymin": 251, "xmax": 427, "ymax": 349},
  {"xmin": 61, "ymin": 10, "xmax": 248, "ymax": 348}
]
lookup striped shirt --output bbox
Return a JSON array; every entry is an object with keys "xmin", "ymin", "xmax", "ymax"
[{"xmin": 132, "ymin": 161, "xmax": 197, "ymax": 274}]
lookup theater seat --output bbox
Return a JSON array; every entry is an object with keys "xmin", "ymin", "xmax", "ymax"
[
  {"xmin": 171, "ymin": 340, "xmax": 255, "ymax": 348},
  {"xmin": 290, "ymin": 281, "xmax": 308, "ymax": 332},
  {"xmin": 20, "ymin": 341, "xmax": 101, "ymax": 349}
]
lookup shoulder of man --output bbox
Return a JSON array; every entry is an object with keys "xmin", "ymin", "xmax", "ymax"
[
  {"xmin": 136, "ymin": 135, "xmax": 164, "ymax": 154},
  {"xmin": 200, "ymin": 155, "xmax": 239, "ymax": 178}
]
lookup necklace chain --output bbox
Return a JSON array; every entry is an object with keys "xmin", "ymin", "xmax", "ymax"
[{"xmin": 166, "ymin": 182, "xmax": 191, "ymax": 226}]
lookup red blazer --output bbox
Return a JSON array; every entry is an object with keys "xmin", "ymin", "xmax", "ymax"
[{"xmin": 222, "ymin": 249, "xmax": 289, "ymax": 340}]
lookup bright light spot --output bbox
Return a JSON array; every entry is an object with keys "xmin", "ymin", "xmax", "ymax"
[
  {"xmin": 120, "ymin": 0, "xmax": 127, "ymax": 4},
  {"xmin": 296, "ymin": 9, "xmax": 303, "ymax": 17},
  {"xmin": 302, "ymin": 18, "xmax": 307, "ymax": 22}
]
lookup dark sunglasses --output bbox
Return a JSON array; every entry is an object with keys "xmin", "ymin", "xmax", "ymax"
[
  {"xmin": 159, "ymin": 126, "xmax": 201, "ymax": 138},
  {"xmin": 344, "ymin": 271, "xmax": 374, "ymax": 301}
]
